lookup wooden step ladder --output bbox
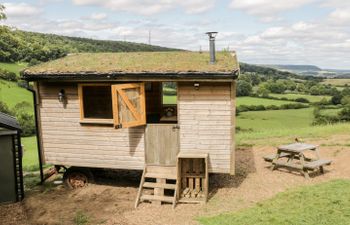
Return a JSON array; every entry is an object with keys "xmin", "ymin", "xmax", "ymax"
[{"xmin": 135, "ymin": 165, "xmax": 178, "ymax": 209}]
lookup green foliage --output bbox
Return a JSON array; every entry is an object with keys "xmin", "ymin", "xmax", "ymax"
[
  {"xmin": 199, "ymin": 179, "xmax": 350, "ymax": 225},
  {"xmin": 237, "ymin": 80, "xmax": 252, "ymax": 96},
  {"xmin": 0, "ymin": 68, "xmax": 17, "ymax": 81},
  {"xmin": 237, "ymin": 103, "xmax": 308, "ymax": 113},
  {"xmin": 294, "ymin": 97, "xmax": 310, "ymax": 103},
  {"xmin": 339, "ymin": 106, "xmax": 350, "ymax": 121},
  {"xmin": 74, "ymin": 211, "xmax": 89, "ymax": 225},
  {"xmin": 0, "ymin": 25, "xmax": 179, "ymax": 63},
  {"xmin": 0, "ymin": 4, "xmax": 6, "ymax": 20},
  {"xmin": 0, "ymin": 100, "xmax": 35, "ymax": 137},
  {"xmin": 341, "ymin": 96, "xmax": 350, "ymax": 106}
]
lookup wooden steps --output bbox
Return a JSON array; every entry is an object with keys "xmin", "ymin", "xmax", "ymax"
[
  {"xmin": 140, "ymin": 195, "xmax": 174, "ymax": 203},
  {"xmin": 143, "ymin": 182, "xmax": 176, "ymax": 189},
  {"xmin": 135, "ymin": 165, "xmax": 178, "ymax": 209},
  {"xmin": 145, "ymin": 173, "xmax": 177, "ymax": 180}
]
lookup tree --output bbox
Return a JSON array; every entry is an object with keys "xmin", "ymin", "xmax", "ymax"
[
  {"xmin": 0, "ymin": 4, "xmax": 6, "ymax": 20},
  {"xmin": 296, "ymin": 83, "xmax": 306, "ymax": 93},
  {"xmin": 257, "ymin": 84, "xmax": 270, "ymax": 97},
  {"xmin": 341, "ymin": 96, "xmax": 350, "ymax": 106},
  {"xmin": 237, "ymin": 80, "xmax": 252, "ymax": 97}
]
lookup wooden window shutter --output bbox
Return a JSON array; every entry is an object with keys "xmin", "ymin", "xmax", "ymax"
[{"xmin": 111, "ymin": 83, "xmax": 146, "ymax": 128}]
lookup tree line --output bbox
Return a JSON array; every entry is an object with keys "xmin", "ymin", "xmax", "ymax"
[{"xmin": 0, "ymin": 25, "xmax": 179, "ymax": 65}]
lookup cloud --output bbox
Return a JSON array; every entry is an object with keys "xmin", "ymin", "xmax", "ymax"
[
  {"xmin": 3, "ymin": 2, "xmax": 42, "ymax": 17},
  {"xmin": 229, "ymin": 0, "xmax": 315, "ymax": 21},
  {"xmin": 89, "ymin": 13, "xmax": 107, "ymax": 20},
  {"xmin": 71, "ymin": 0, "xmax": 215, "ymax": 15}
]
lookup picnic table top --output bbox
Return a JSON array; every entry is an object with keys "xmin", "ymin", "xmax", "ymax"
[{"xmin": 277, "ymin": 143, "xmax": 318, "ymax": 153}]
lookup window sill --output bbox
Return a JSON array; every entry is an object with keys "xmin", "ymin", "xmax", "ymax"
[{"xmin": 79, "ymin": 119, "xmax": 114, "ymax": 125}]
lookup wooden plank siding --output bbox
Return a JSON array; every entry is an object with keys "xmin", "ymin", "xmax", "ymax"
[
  {"xmin": 37, "ymin": 82, "xmax": 146, "ymax": 170},
  {"xmin": 178, "ymin": 82, "xmax": 234, "ymax": 173},
  {"xmin": 37, "ymin": 81, "xmax": 235, "ymax": 173}
]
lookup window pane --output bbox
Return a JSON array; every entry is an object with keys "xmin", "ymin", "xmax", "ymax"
[
  {"xmin": 162, "ymin": 82, "xmax": 177, "ymax": 105},
  {"xmin": 83, "ymin": 86, "xmax": 113, "ymax": 119}
]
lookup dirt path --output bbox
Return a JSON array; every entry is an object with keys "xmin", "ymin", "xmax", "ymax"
[{"xmin": 1, "ymin": 135, "xmax": 350, "ymax": 225}]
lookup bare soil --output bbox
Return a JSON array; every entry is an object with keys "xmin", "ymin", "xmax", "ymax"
[{"xmin": 1, "ymin": 135, "xmax": 350, "ymax": 225}]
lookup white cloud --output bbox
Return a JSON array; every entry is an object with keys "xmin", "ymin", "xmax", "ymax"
[
  {"xmin": 3, "ymin": 2, "xmax": 42, "ymax": 17},
  {"xmin": 72, "ymin": 0, "xmax": 215, "ymax": 15},
  {"xmin": 229, "ymin": 0, "xmax": 315, "ymax": 21},
  {"xmin": 328, "ymin": 8, "xmax": 350, "ymax": 25},
  {"xmin": 89, "ymin": 13, "xmax": 107, "ymax": 20}
]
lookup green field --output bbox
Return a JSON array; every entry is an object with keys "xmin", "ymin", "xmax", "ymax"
[
  {"xmin": 237, "ymin": 108, "xmax": 314, "ymax": 132},
  {"xmin": 199, "ymin": 179, "xmax": 350, "ymax": 225},
  {"xmin": 322, "ymin": 79, "xmax": 350, "ymax": 87},
  {"xmin": 269, "ymin": 93, "xmax": 331, "ymax": 103},
  {"xmin": 163, "ymin": 95, "xmax": 177, "ymax": 105},
  {"xmin": 0, "ymin": 80, "xmax": 33, "ymax": 112},
  {"xmin": 0, "ymin": 62, "xmax": 27, "ymax": 75},
  {"xmin": 22, "ymin": 136, "xmax": 39, "ymax": 171},
  {"xmin": 237, "ymin": 97, "xmax": 294, "ymax": 107}
]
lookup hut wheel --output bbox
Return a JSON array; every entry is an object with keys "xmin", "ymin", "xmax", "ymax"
[{"xmin": 63, "ymin": 167, "xmax": 94, "ymax": 189}]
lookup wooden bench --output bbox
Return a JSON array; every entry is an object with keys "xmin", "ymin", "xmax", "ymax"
[
  {"xmin": 263, "ymin": 153, "xmax": 291, "ymax": 162},
  {"xmin": 304, "ymin": 159, "xmax": 332, "ymax": 173}
]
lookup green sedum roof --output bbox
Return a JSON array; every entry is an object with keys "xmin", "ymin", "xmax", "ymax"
[{"xmin": 23, "ymin": 51, "xmax": 239, "ymax": 75}]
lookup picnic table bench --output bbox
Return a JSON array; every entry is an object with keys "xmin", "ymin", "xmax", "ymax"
[{"xmin": 264, "ymin": 143, "xmax": 332, "ymax": 179}]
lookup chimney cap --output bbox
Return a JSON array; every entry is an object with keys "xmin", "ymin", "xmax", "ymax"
[{"xmin": 206, "ymin": 32, "xmax": 218, "ymax": 38}]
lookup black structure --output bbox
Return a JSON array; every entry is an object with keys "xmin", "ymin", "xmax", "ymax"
[{"xmin": 0, "ymin": 113, "xmax": 24, "ymax": 204}]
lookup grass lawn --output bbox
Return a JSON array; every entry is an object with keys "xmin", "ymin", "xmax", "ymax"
[
  {"xmin": 269, "ymin": 93, "xmax": 331, "ymax": 103},
  {"xmin": 237, "ymin": 97, "xmax": 295, "ymax": 107},
  {"xmin": 22, "ymin": 136, "xmax": 40, "ymax": 171},
  {"xmin": 0, "ymin": 80, "xmax": 33, "ymax": 112},
  {"xmin": 322, "ymin": 78, "xmax": 350, "ymax": 87},
  {"xmin": 199, "ymin": 179, "xmax": 350, "ymax": 225},
  {"xmin": 237, "ymin": 108, "xmax": 314, "ymax": 132},
  {"xmin": 320, "ymin": 108, "xmax": 342, "ymax": 116},
  {"xmin": 163, "ymin": 95, "xmax": 177, "ymax": 105},
  {"xmin": 0, "ymin": 62, "xmax": 27, "ymax": 75}
]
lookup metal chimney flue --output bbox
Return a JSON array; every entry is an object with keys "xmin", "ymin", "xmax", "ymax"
[{"xmin": 206, "ymin": 32, "xmax": 218, "ymax": 64}]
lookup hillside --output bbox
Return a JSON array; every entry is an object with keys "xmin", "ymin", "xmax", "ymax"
[
  {"xmin": 265, "ymin": 64, "xmax": 350, "ymax": 78},
  {"xmin": 0, "ymin": 26, "xmax": 179, "ymax": 64},
  {"xmin": 267, "ymin": 64, "xmax": 322, "ymax": 72}
]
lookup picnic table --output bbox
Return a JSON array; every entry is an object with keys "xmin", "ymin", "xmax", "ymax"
[{"xmin": 264, "ymin": 143, "xmax": 332, "ymax": 179}]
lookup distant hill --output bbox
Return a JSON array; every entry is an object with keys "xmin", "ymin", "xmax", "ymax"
[
  {"xmin": 266, "ymin": 65, "xmax": 322, "ymax": 72},
  {"xmin": 262, "ymin": 64, "xmax": 350, "ymax": 78},
  {"xmin": 0, "ymin": 26, "xmax": 180, "ymax": 64}
]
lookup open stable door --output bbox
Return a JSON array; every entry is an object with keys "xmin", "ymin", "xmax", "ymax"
[{"xmin": 111, "ymin": 83, "xmax": 146, "ymax": 128}]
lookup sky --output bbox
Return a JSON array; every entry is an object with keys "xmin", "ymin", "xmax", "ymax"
[{"xmin": 1, "ymin": 0, "xmax": 350, "ymax": 69}]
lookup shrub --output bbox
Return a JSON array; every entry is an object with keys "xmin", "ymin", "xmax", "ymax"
[
  {"xmin": 0, "ymin": 101, "xmax": 14, "ymax": 115},
  {"xmin": 266, "ymin": 105, "xmax": 279, "ymax": 110},
  {"xmin": 339, "ymin": 106, "xmax": 350, "ymax": 121},
  {"xmin": 16, "ymin": 112, "xmax": 36, "ymax": 137},
  {"xmin": 0, "ymin": 68, "xmax": 17, "ymax": 81},
  {"xmin": 295, "ymin": 97, "xmax": 310, "ymax": 103}
]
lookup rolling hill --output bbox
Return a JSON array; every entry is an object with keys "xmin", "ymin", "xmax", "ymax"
[{"xmin": 0, "ymin": 26, "xmax": 180, "ymax": 64}]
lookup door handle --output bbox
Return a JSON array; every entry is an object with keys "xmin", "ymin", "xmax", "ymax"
[{"xmin": 172, "ymin": 125, "xmax": 180, "ymax": 130}]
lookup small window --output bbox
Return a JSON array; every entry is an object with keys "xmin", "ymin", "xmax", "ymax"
[
  {"xmin": 78, "ymin": 84, "xmax": 113, "ymax": 123},
  {"xmin": 78, "ymin": 83, "xmax": 146, "ymax": 127}
]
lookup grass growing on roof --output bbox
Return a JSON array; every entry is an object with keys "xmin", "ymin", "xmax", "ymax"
[
  {"xmin": 237, "ymin": 97, "xmax": 298, "ymax": 107},
  {"xmin": 24, "ymin": 51, "xmax": 238, "ymax": 74},
  {"xmin": 199, "ymin": 179, "xmax": 350, "ymax": 225}
]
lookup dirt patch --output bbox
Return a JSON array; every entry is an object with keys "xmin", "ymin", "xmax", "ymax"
[{"xmin": 1, "ymin": 135, "xmax": 350, "ymax": 225}]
